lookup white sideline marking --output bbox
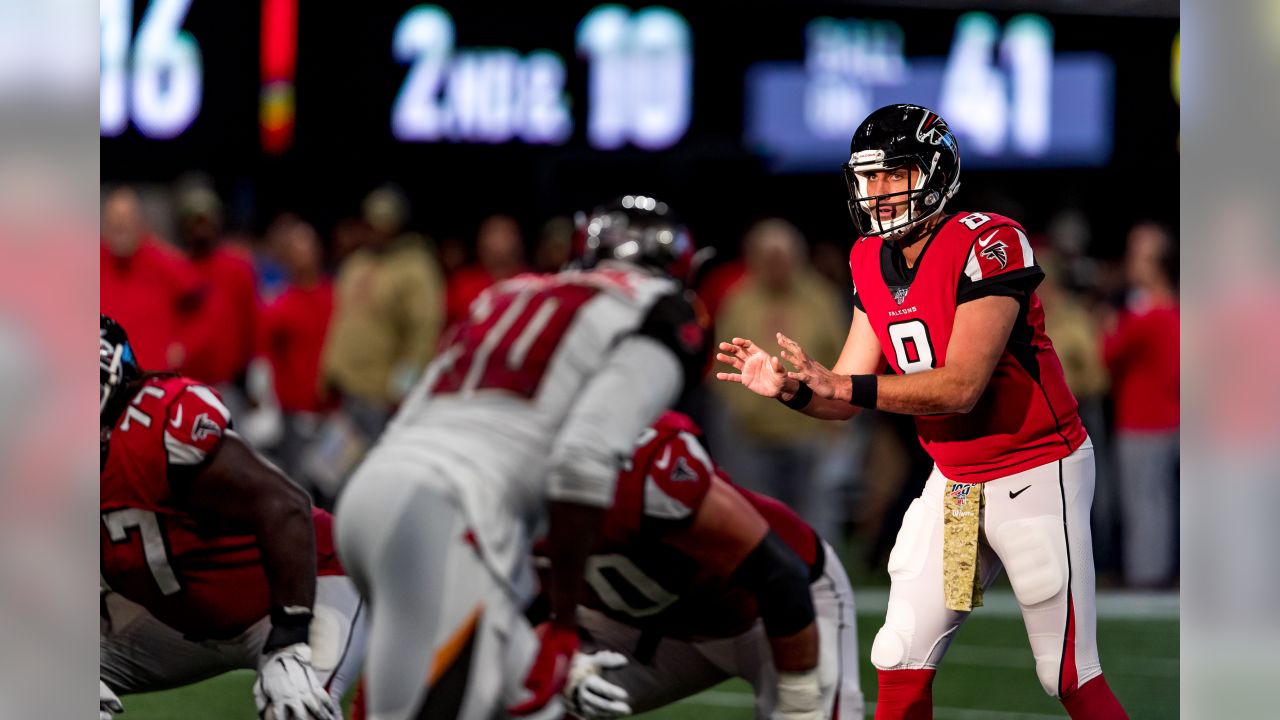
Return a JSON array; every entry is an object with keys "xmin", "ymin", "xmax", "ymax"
[
  {"xmin": 684, "ymin": 692, "xmax": 1061, "ymax": 718},
  {"xmin": 853, "ymin": 589, "xmax": 1179, "ymax": 620}
]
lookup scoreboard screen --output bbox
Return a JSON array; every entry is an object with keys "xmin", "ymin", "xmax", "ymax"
[
  {"xmin": 99, "ymin": 3, "xmax": 1174, "ymax": 171},
  {"xmin": 99, "ymin": 0, "xmax": 1177, "ymax": 239}
]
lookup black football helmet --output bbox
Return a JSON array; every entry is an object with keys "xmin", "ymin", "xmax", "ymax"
[
  {"xmin": 100, "ymin": 314, "xmax": 140, "ymax": 426},
  {"xmin": 843, "ymin": 103, "xmax": 961, "ymax": 240},
  {"xmin": 572, "ymin": 195, "xmax": 700, "ymax": 282}
]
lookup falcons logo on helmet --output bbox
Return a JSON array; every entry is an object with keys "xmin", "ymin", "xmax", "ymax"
[
  {"xmin": 979, "ymin": 240, "xmax": 1009, "ymax": 270},
  {"xmin": 916, "ymin": 112, "xmax": 947, "ymax": 145}
]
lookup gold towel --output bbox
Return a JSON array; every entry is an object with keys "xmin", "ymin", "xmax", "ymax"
[{"xmin": 942, "ymin": 480, "xmax": 984, "ymax": 612}]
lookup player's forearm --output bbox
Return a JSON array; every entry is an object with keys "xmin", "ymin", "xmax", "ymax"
[
  {"xmin": 545, "ymin": 500, "xmax": 604, "ymax": 627},
  {"xmin": 768, "ymin": 621, "xmax": 820, "ymax": 672},
  {"xmin": 778, "ymin": 377, "xmax": 859, "ymax": 421},
  {"xmin": 870, "ymin": 367, "xmax": 984, "ymax": 414},
  {"xmin": 254, "ymin": 489, "xmax": 318, "ymax": 614},
  {"xmin": 808, "ymin": 366, "xmax": 979, "ymax": 416}
]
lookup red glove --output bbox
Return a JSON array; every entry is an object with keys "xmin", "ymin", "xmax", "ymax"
[{"xmin": 508, "ymin": 622, "xmax": 580, "ymax": 716}]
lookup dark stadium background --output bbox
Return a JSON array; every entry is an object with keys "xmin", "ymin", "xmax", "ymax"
[{"xmin": 100, "ymin": 0, "xmax": 1178, "ymax": 263}]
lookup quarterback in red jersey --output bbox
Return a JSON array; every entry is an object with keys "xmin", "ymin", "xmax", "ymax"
[
  {"xmin": 536, "ymin": 412, "xmax": 863, "ymax": 720},
  {"xmin": 99, "ymin": 315, "xmax": 366, "ymax": 720},
  {"xmin": 716, "ymin": 105, "xmax": 1127, "ymax": 719}
]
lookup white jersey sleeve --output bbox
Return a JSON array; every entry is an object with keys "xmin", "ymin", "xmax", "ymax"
[{"xmin": 546, "ymin": 335, "xmax": 683, "ymax": 508}]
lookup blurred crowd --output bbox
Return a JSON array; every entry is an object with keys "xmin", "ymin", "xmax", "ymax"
[{"xmin": 100, "ymin": 179, "xmax": 1179, "ymax": 590}]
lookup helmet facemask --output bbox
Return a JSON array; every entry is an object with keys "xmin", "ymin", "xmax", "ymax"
[
  {"xmin": 844, "ymin": 150, "xmax": 949, "ymax": 241},
  {"xmin": 100, "ymin": 340, "xmax": 124, "ymax": 419},
  {"xmin": 99, "ymin": 316, "xmax": 140, "ymax": 426}
]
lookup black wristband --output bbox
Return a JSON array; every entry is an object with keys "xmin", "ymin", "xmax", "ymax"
[
  {"xmin": 778, "ymin": 382, "xmax": 814, "ymax": 410},
  {"xmin": 264, "ymin": 606, "xmax": 312, "ymax": 653},
  {"xmin": 848, "ymin": 374, "xmax": 878, "ymax": 409}
]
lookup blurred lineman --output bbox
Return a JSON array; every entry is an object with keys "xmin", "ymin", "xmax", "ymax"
[
  {"xmin": 99, "ymin": 315, "xmax": 367, "ymax": 720},
  {"xmin": 334, "ymin": 197, "xmax": 709, "ymax": 720},
  {"xmin": 715, "ymin": 105, "xmax": 1128, "ymax": 719},
  {"xmin": 538, "ymin": 411, "xmax": 863, "ymax": 720}
]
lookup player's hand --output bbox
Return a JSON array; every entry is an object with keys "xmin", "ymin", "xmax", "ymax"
[
  {"xmin": 99, "ymin": 680, "xmax": 123, "ymax": 720},
  {"xmin": 253, "ymin": 643, "xmax": 338, "ymax": 720},
  {"xmin": 563, "ymin": 650, "xmax": 633, "ymax": 719},
  {"xmin": 715, "ymin": 337, "xmax": 787, "ymax": 398},
  {"xmin": 777, "ymin": 333, "xmax": 845, "ymax": 401},
  {"xmin": 509, "ymin": 622, "xmax": 580, "ymax": 716},
  {"xmin": 771, "ymin": 669, "xmax": 823, "ymax": 720}
]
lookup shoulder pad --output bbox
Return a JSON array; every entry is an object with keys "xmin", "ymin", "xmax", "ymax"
[
  {"xmin": 641, "ymin": 430, "xmax": 715, "ymax": 523},
  {"xmin": 163, "ymin": 382, "xmax": 232, "ymax": 466},
  {"xmin": 944, "ymin": 211, "xmax": 1023, "ymax": 239}
]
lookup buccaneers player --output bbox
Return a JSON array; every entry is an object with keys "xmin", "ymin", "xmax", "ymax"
[
  {"xmin": 539, "ymin": 411, "xmax": 863, "ymax": 720},
  {"xmin": 716, "ymin": 105, "xmax": 1128, "ymax": 719},
  {"xmin": 334, "ymin": 197, "xmax": 708, "ymax": 720},
  {"xmin": 99, "ymin": 315, "xmax": 366, "ymax": 719}
]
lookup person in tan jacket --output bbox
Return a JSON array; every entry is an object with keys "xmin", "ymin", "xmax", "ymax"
[
  {"xmin": 308, "ymin": 186, "xmax": 445, "ymax": 500},
  {"xmin": 710, "ymin": 219, "xmax": 848, "ymax": 538}
]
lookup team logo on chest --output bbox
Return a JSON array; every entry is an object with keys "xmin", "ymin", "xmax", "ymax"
[{"xmin": 979, "ymin": 240, "xmax": 1009, "ymax": 269}]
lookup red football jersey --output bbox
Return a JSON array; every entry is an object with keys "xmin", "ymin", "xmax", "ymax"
[
  {"xmin": 571, "ymin": 412, "xmax": 821, "ymax": 639},
  {"xmin": 849, "ymin": 212, "xmax": 1086, "ymax": 482},
  {"xmin": 100, "ymin": 376, "xmax": 340, "ymax": 639}
]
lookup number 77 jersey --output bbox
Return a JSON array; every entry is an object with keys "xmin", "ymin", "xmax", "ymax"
[
  {"xmin": 101, "ymin": 376, "xmax": 342, "ymax": 640},
  {"xmin": 849, "ymin": 211, "xmax": 1087, "ymax": 482}
]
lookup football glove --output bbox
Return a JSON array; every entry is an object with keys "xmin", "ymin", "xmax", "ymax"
[
  {"xmin": 508, "ymin": 622, "xmax": 580, "ymax": 716},
  {"xmin": 99, "ymin": 680, "xmax": 123, "ymax": 720},
  {"xmin": 562, "ymin": 650, "xmax": 632, "ymax": 719},
  {"xmin": 772, "ymin": 669, "xmax": 822, "ymax": 720},
  {"xmin": 253, "ymin": 643, "xmax": 338, "ymax": 720}
]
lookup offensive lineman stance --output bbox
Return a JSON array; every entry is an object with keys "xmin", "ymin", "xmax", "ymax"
[
  {"xmin": 334, "ymin": 197, "xmax": 708, "ymax": 720},
  {"xmin": 99, "ymin": 315, "xmax": 367, "ymax": 720},
  {"xmin": 715, "ymin": 105, "xmax": 1128, "ymax": 719},
  {"xmin": 541, "ymin": 412, "xmax": 863, "ymax": 720}
]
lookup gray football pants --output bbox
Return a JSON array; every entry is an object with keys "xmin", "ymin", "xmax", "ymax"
[{"xmin": 335, "ymin": 467, "xmax": 557, "ymax": 720}]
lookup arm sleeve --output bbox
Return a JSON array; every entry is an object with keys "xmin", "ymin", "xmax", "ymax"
[
  {"xmin": 633, "ymin": 291, "xmax": 710, "ymax": 398},
  {"xmin": 547, "ymin": 335, "xmax": 684, "ymax": 508},
  {"xmin": 729, "ymin": 530, "xmax": 817, "ymax": 638},
  {"xmin": 956, "ymin": 224, "xmax": 1045, "ymax": 305}
]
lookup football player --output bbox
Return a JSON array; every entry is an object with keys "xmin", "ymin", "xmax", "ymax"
[
  {"xmin": 99, "ymin": 314, "xmax": 367, "ymax": 719},
  {"xmin": 333, "ymin": 196, "xmax": 709, "ymax": 720},
  {"xmin": 715, "ymin": 104, "xmax": 1129, "ymax": 719},
  {"xmin": 539, "ymin": 411, "xmax": 863, "ymax": 720}
]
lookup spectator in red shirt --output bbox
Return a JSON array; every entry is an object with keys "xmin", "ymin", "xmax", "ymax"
[
  {"xmin": 1104, "ymin": 221, "xmax": 1179, "ymax": 588},
  {"xmin": 256, "ymin": 219, "xmax": 334, "ymax": 477},
  {"xmin": 100, "ymin": 187, "xmax": 204, "ymax": 371},
  {"xmin": 445, "ymin": 214, "xmax": 528, "ymax": 325},
  {"xmin": 175, "ymin": 185, "xmax": 260, "ymax": 396}
]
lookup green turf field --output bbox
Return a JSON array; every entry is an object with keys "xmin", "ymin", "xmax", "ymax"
[{"xmin": 117, "ymin": 610, "xmax": 1176, "ymax": 719}]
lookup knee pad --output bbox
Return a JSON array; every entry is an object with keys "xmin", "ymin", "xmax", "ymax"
[
  {"xmin": 886, "ymin": 499, "xmax": 933, "ymax": 581},
  {"xmin": 869, "ymin": 600, "xmax": 915, "ymax": 670},
  {"xmin": 1035, "ymin": 658, "xmax": 1062, "ymax": 698},
  {"xmin": 994, "ymin": 517, "xmax": 1067, "ymax": 607}
]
